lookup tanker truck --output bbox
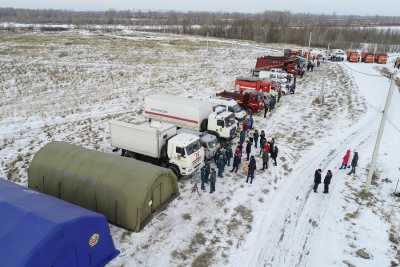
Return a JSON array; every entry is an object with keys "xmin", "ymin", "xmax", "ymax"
[
  {"xmin": 144, "ymin": 94, "xmax": 237, "ymax": 139},
  {"xmin": 110, "ymin": 120, "xmax": 204, "ymax": 178}
]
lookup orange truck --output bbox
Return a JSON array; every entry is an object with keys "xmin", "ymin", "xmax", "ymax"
[
  {"xmin": 347, "ymin": 51, "xmax": 360, "ymax": 63},
  {"xmin": 361, "ymin": 52, "xmax": 374, "ymax": 63},
  {"xmin": 374, "ymin": 53, "xmax": 388, "ymax": 64}
]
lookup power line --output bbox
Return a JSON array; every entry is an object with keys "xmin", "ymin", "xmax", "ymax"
[{"xmin": 342, "ymin": 62, "xmax": 384, "ymax": 78}]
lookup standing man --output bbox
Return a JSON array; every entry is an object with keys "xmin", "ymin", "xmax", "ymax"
[
  {"xmin": 348, "ymin": 151, "xmax": 359, "ymax": 175},
  {"xmin": 246, "ymin": 140, "xmax": 252, "ymax": 161},
  {"xmin": 246, "ymin": 156, "xmax": 257, "ymax": 184},
  {"xmin": 230, "ymin": 146, "xmax": 241, "ymax": 173},
  {"xmin": 254, "ymin": 129, "xmax": 259, "ymax": 148},
  {"xmin": 209, "ymin": 168, "xmax": 216, "ymax": 194},
  {"xmin": 239, "ymin": 129, "xmax": 246, "ymax": 145},
  {"xmin": 261, "ymin": 148, "xmax": 269, "ymax": 171},
  {"xmin": 323, "ymin": 170, "xmax": 333, "ymax": 193},
  {"xmin": 313, "ymin": 169, "xmax": 322, "ymax": 193},
  {"xmin": 271, "ymin": 145, "xmax": 279, "ymax": 166},
  {"xmin": 225, "ymin": 144, "xmax": 233, "ymax": 167},
  {"xmin": 249, "ymin": 113, "xmax": 254, "ymax": 130},
  {"xmin": 217, "ymin": 152, "xmax": 226, "ymax": 178},
  {"xmin": 200, "ymin": 164, "xmax": 208, "ymax": 191}
]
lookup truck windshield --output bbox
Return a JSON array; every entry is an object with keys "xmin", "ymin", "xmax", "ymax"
[
  {"xmin": 225, "ymin": 114, "xmax": 236, "ymax": 127},
  {"xmin": 186, "ymin": 140, "xmax": 201, "ymax": 155},
  {"xmin": 207, "ymin": 138, "xmax": 219, "ymax": 149},
  {"xmin": 231, "ymin": 104, "xmax": 242, "ymax": 113}
]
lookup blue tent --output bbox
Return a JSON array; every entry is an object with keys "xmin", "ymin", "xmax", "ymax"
[{"xmin": 0, "ymin": 179, "xmax": 119, "ymax": 267}]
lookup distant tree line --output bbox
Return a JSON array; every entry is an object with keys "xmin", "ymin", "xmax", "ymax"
[{"xmin": 1, "ymin": 7, "xmax": 400, "ymax": 51}]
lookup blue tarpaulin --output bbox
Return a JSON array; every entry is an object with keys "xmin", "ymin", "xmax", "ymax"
[{"xmin": 0, "ymin": 179, "xmax": 119, "ymax": 267}]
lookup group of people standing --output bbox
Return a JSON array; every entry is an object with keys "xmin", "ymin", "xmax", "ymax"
[
  {"xmin": 200, "ymin": 112, "xmax": 280, "ymax": 192},
  {"xmin": 340, "ymin": 149, "xmax": 359, "ymax": 175},
  {"xmin": 312, "ymin": 149, "xmax": 360, "ymax": 194},
  {"xmin": 263, "ymin": 90, "xmax": 279, "ymax": 118}
]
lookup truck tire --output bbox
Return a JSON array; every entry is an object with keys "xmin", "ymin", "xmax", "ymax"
[
  {"xmin": 200, "ymin": 119, "xmax": 208, "ymax": 132},
  {"xmin": 169, "ymin": 164, "xmax": 181, "ymax": 179}
]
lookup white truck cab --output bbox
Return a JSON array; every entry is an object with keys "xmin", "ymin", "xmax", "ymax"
[
  {"xmin": 208, "ymin": 110, "xmax": 237, "ymax": 139},
  {"xmin": 167, "ymin": 132, "xmax": 204, "ymax": 176},
  {"xmin": 109, "ymin": 120, "xmax": 204, "ymax": 178},
  {"xmin": 210, "ymin": 98, "xmax": 247, "ymax": 121}
]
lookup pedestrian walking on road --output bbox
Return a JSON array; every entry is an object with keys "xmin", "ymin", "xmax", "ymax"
[
  {"xmin": 340, "ymin": 149, "xmax": 351, "ymax": 169},
  {"xmin": 347, "ymin": 151, "xmax": 359, "ymax": 175},
  {"xmin": 246, "ymin": 156, "xmax": 257, "ymax": 184},
  {"xmin": 323, "ymin": 170, "xmax": 333, "ymax": 194},
  {"xmin": 246, "ymin": 140, "xmax": 252, "ymax": 161},
  {"xmin": 313, "ymin": 169, "xmax": 322, "ymax": 193},
  {"xmin": 209, "ymin": 168, "xmax": 216, "ymax": 194}
]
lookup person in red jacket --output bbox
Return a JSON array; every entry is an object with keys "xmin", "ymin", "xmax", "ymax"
[
  {"xmin": 263, "ymin": 142, "xmax": 271, "ymax": 153},
  {"xmin": 339, "ymin": 149, "xmax": 351, "ymax": 169}
]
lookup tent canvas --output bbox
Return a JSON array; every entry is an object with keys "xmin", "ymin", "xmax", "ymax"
[{"xmin": 0, "ymin": 179, "xmax": 119, "ymax": 267}]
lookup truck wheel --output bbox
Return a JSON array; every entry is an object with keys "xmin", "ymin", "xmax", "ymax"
[{"xmin": 169, "ymin": 164, "xmax": 181, "ymax": 179}]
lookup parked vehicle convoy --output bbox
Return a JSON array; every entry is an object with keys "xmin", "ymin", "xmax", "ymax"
[
  {"xmin": 255, "ymin": 55, "xmax": 299, "ymax": 75},
  {"xmin": 144, "ymin": 94, "xmax": 237, "ymax": 139},
  {"xmin": 375, "ymin": 53, "xmax": 388, "ymax": 64},
  {"xmin": 361, "ymin": 52, "xmax": 375, "ymax": 63},
  {"xmin": 347, "ymin": 51, "xmax": 360, "ymax": 63},
  {"xmin": 210, "ymin": 98, "xmax": 247, "ymax": 121},
  {"xmin": 216, "ymin": 89, "xmax": 264, "ymax": 114},
  {"xmin": 110, "ymin": 120, "xmax": 204, "ymax": 177}
]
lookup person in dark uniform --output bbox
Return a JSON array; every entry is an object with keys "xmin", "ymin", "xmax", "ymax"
[
  {"xmin": 323, "ymin": 170, "xmax": 333, "ymax": 194},
  {"xmin": 313, "ymin": 169, "xmax": 322, "ymax": 193}
]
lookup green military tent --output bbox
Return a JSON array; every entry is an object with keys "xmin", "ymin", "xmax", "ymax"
[{"xmin": 28, "ymin": 141, "xmax": 179, "ymax": 232}]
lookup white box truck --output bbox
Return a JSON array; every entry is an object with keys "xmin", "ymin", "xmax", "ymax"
[
  {"xmin": 144, "ymin": 94, "xmax": 237, "ymax": 139},
  {"xmin": 110, "ymin": 120, "xmax": 204, "ymax": 177}
]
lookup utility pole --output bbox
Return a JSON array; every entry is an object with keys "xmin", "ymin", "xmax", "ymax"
[
  {"xmin": 364, "ymin": 70, "xmax": 397, "ymax": 192},
  {"xmin": 307, "ymin": 31, "xmax": 312, "ymax": 61},
  {"xmin": 206, "ymin": 32, "xmax": 209, "ymax": 52}
]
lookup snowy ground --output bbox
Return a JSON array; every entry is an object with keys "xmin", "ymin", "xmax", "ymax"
[{"xmin": 1, "ymin": 28, "xmax": 400, "ymax": 267}]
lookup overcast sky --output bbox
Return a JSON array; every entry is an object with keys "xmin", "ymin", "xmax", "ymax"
[{"xmin": 2, "ymin": 0, "xmax": 399, "ymax": 16}]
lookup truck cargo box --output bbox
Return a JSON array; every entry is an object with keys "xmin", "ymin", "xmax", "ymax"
[
  {"xmin": 110, "ymin": 120, "xmax": 176, "ymax": 158},
  {"xmin": 144, "ymin": 94, "xmax": 213, "ymax": 131}
]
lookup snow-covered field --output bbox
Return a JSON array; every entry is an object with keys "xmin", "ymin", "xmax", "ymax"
[{"xmin": 1, "ymin": 28, "xmax": 400, "ymax": 266}]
